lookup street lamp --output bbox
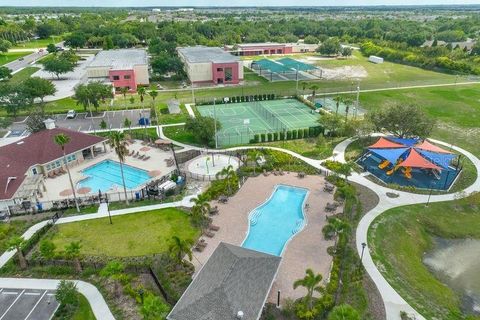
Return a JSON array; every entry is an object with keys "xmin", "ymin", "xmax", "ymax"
[
  {"xmin": 426, "ymin": 182, "xmax": 434, "ymax": 207},
  {"xmin": 360, "ymin": 242, "xmax": 367, "ymax": 262},
  {"xmin": 105, "ymin": 193, "xmax": 112, "ymax": 225}
]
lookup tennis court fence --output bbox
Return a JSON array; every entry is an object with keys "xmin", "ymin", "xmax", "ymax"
[{"xmin": 251, "ymin": 100, "xmax": 289, "ymax": 131}]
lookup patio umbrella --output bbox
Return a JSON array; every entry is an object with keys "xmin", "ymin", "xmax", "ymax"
[
  {"xmin": 140, "ymin": 146, "xmax": 151, "ymax": 152},
  {"xmin": 59, "ymin": 189, "xmax": 73, "ymax": 197},
  {"xmin": 77, "ymin": 187, "xmax": 92, "ymax": 195},
  {"xmin": 148, "ymin": 170, "xmax": 161, "ymax": 177}
]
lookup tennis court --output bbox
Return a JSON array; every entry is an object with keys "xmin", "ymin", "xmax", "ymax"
[
  {"xmin": 250, "ymin": 58, "xmax": 319, "ymax": 82},
  {"xmin": 197, "ymin": 99, "xmax": 321, "ymax": 146}
]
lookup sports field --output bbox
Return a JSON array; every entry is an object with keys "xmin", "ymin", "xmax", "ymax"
[{"xmin": 197, "ymin": 99, "xmax": 320, "ymax": 146}]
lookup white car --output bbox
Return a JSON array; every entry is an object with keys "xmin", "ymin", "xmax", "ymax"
[{"xmin": 66, "ymin": 110, "xmax": 77, "ymax": 119}]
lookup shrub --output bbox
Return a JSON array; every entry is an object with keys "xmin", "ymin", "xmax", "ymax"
[
  {"xmin": 140, "ymin": 293, "xmax": 170, "ymax": 320},
  {"xmin": 279, "ymin": 131, "xmax": 285, "ymax": 140},
  {"xmin": 273, "ymin": 132, "xmax": 278, "ymax": 141},
  {"xmin": 304, "ymin": 128, "xmax": 309, "ymax": 137},
  {"xmin": 292, "ymin": 130, "xmax": 298, "ymax": 139},
  {"xmin": 286, "ymin": 131, "xmax": 292, "ymax": 139},
  {"xmin": 261, "ymin": 133, "xmax": 266, "ymax": 142},
  {"xmin": 267, "ymin": 133, "xmax": 272, "ymax": 142},
  {"xmin": 298, "ymin": 129, "xmax": 304, "ymax": 139}
]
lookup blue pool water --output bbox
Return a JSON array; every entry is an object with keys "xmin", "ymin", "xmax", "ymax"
[
  {"xmin": 78, "ymin": 160, "xmax": 150, "ymax": 192},
  {"xmin": 242, "ymin": 185, "xmax": 308, "ymax": 256}
]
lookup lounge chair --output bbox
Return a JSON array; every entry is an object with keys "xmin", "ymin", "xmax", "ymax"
[
  {"xmin": 194, "ymin": 243, "xmax": 206, "ymax": 252},
  {"xmin": 323, "ymin": 184, "xmax": 335, "ymax": 193},
  {"xmin": 209, "ymin": 225, "xmax": 220, "ymax": 231},
  {"xmin": 279, "ymin": 170, "xmax": 285, "ymax": 175},
  {"xmin": 218, "ymin": 196, "xmax": 228, "ymax": 204},
  {"xmin": 325, "ymin": 202, "xmax": 337, "ymax": 212},
  {"xmin": 143, "ymin": 156, "xmax": 150, "ymax": 161},
  {"xmin": 297, "ymin": 172, "xmax": 305, "ymax": 178},
  {"xmin": 128, "ymin": 150, "xmax": 134, "ymax": 156},
  {"xmin": 203, "ymin": 230, "xmax": 215, "ymax": 238},
  {"xmin": 138, "ymin": 154, "xmax": 145, "ymax": 160},
  {"xmin": 209, "ymin": 206, "xmax": 218, "ymax": 214},
  {"xmin": 133, "ymin": 151, "xmax": 139, "ymax": 158},
  {"xmin": 263, "ymin": 169, "xmax": 269, "ymax": 176}
]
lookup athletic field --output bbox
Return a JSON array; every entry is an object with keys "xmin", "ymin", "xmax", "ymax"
[{"xmin": 197, "ymin": 99, "xmax": 319, "ymax": 146}]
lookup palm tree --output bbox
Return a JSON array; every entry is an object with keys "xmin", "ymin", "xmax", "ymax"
[
  {"xmin": 7, "ymin": 236, "xmax": 27, "ymax": 269},
  {"xmin": 322, "ymin": 217, "xmax": 350, "ymax": 240},
  {"xmin": 190, "ymin": 194, "xmax": 211, "ymax": 217},
  {"xmin": 247, "ymin": 151, "xmax": 261, "ymax": 175},
  {"xmin": 293, "ymin": 268, "xmax": 325, "ymax": 311},
  {"xmin": 137, "ymin": 86, "xmax": 146, "ymax": 107},
  {"xmin": 65, "ymin": 241, "xmax": 82, "ymax": 272},
  {"xmin": 120, "ymin": 87, "xmax": 128, "ymax": 110},
  {"xmin": 342, "ymin": 98, "xmax": 353, "ymax": 122},
  {"xmin": 168, "ymin": 236, "xmax": 193, "ymax": 267},
  {"xmin": 123, "ymin": 118, "xmax": 132, "ymax": 131},
  {"xmin": 309, "ymin": 84, "xmax": 320, "ymax": 102},
  {"xmin": 301, "ymin": 81, "xmax": 309, "ymax": 93},
  {"xmin": 54, "ymin": 133, "xmax": 80, "ymax": 213},
  {"xmin": 333, "ymin": 96, "xmax": 342, "ymax": 116},
  {"xmin": 148, "ymin": 89, "xmax": 158, "ymax": 107},
  {"xmin": 108, "ymin": 131, "xmax": 130, "ymax": 205},
  {"xmin": 215, "ymin": 165, "xmax": 236, "ymax": 194},
  {"xmin": 327, "ymin": 304, "xmax": 360, "ymax": 320}
]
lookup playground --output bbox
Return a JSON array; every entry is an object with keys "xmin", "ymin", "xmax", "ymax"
[
  {"xmin": 196, "ymin": 99, "xmax": 320, "ymax": 146},
  {"xmin": 357, "ymin": 137, "xmax": 461, "ymax": 190}
]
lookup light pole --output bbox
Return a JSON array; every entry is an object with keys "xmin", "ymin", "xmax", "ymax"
[
  {"xmin": 213, "ymin": 98, "xmax": 218, "ymax": 149},
  {"xmin": 360, "ymin": 242, "xmax": 367, "ymax": 262},
  {"xmin": 426, "ymin": 182, "xmax": 434, "ymax": 207},
  {"xmin": 191, "ymin": 82, "xmax": 195, "ymax": 104}
]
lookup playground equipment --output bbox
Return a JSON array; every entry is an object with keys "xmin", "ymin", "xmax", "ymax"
[{"xmin": 378, "ymin": 160, "xmax": 390, "ymax": 169}]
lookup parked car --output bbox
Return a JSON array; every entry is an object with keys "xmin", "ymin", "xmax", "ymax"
[{"xmin": 66, "ymin": 110, "xmax": 77, "ymax": 119}]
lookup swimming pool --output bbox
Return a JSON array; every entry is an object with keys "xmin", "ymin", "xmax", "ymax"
[
  {"xmin": 242, "ymin": 185, "xmax": 308, "ymax": 256},
  {"xmin": 78, "ymin": 160, "xmax": 151, "ymax": 192}
]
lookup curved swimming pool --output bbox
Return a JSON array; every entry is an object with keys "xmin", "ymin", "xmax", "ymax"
[{"xmin": 242, "ymin": 185, "xmax": 308, "ymax": 256}]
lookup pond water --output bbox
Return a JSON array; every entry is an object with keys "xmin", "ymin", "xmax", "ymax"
[{"xmin": 423, "ymin": 238, "xmax": 480, "ymax": 315}]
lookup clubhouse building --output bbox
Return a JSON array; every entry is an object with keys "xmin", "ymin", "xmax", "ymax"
[
  {"xmin": 86, "ymin": 49, "xmax": 150, "ymax": 93},
  {"xmin": 177, "ymin": 46, "xmax": 243, "ymax": 85},
  {"xmin": 224, "ymin": 42, "xmax": 319, "ymax": 56},
  {"xmin": 0, "ymin": 120, "xmax": 107, "ymax": 214}
]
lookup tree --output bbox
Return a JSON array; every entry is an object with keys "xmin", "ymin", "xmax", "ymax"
[
  {"xmin": 293, "ymin": 269, "xmax": 325, "ymax": 311},
  {"xmin": 318, "ymin": 113, "xmax": 343, "ymax": 136},
  {"xmin": 109, "ymin": 131, "xmax": 130, "ymax": 205},
  {"xmin": 368, "ymin": 104, "xmax": 435, "ymax": 138},
  {"xmin": 0, "ymin": 66, "xmax": 12, "ymax": 81},
  {"xmin": 0, "ymin": 83, "xmax": 31, "ymax": 119},
  {"xmin": 327, "ymin": 304, "xmax": 360, "ymax": 320},
  {"xmin": 100, "ymin": 119, "xmax": 107, "ymax": 130},
  {"xmin": 65, "ymin": 241, "xmax": 82, "ymax": 272},
  {"xmin": 148, "ymin": 89, "xmax": 158, "ymax": 107},
  {"xmin": 7, "ymin": 236, "xmax": 27, "ymax": 269},
  {"xmin": 304, "ymin": 35, "xmax": 319, "ymax": 44},
  {"xmin": 39, "ymin": 239, "xmax": 56, "ymax": 259},
  {"xmin": 215, "ymin": 165, "xmax": 236, "ymax": 194},
  {"xmin": 123, "ymin": 118, "xmax": 132, "ymax": 130},
  {"xmin": 0, "ymin": 39, "xmax": 11, "ymax": 53},
  {"xmin": 309, "ymin": 84, "xmax": 320, "ymax": 101},
  {"xmin": 168, "ymin": 235, "xmax": 194, "ymax": 267},
  {"xmin": 322, "ymin": 217, "xmax": 350, "ymax": 240},
  {"xmin": 100, "ymin": 261, "xmax": 125, "ymax": 297},
  {"xmin": 22, "ymin": 77, "xmax": 56, "ymax": 107},
  {"xmin": 46, "ymin": 43, "xmax": 57, "ymax": 54},
  {"xmin": 42, "ymin": 55, "xmax": 75, "ymax": 80},
  {"xmin": 333, "ymin": 96, "xmax": 342, "ymax": 116},
  {"xmin": 301, "ymin": 81, "xmax": 309, "ymax": 93},
  {"xmin": 74, "ymin": 82, "xmax": 112, "ymax": 112},
  {"xmin": 190, "ymin": 194, "xmax": 211, "ymax": 229},
  {"xmin": 54, "ymin": 133, "xmax": 80, "ymax": 212},
  {"xmin": 103, "ymin": 36, "xmax": 114, "ymax": 50},
  {"xmin": 25, "ymin": 107, "xmax": 47, "ymax": 133},
  {"xmin": 120, "ymin": 87, "xmax": 128, "ymax": 109},
  {"xmin": 247, "ymin": 150, "xmax": 262, "ymax": 175},
  {"xmin": 184, "ymin": 116, "xmax": 221, "ymax": 147},
  {"xmin": 64, "ymin": 32, "xmax": 86, "ymax": 49},
  {"xmin": 341, "ymin": 47, "xmax": 353, "ymax": 57},
  {"xmin": 56, "ymin": 280, "xmax": 79, "ymax": 313},
  {"xmin": 140, "ymin": 293, "xmax": 170, "ymax": 320},
  {"xmin": 317, "ymin": 37, "xmax": 341, "ymax": 56}
]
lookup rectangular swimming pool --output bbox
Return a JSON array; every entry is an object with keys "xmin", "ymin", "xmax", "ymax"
[
  {"xmin": 78, "ymin": 160, "xmax": 151, "ymax": 192},
  {"xmin": 242, "ymin": 185, "xmax": 308, "ymax": 256}
]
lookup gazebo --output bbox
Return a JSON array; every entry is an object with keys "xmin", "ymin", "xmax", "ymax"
[{"xmin": 358, "ymin": 137, "xmax": 460, "ymax": 190}]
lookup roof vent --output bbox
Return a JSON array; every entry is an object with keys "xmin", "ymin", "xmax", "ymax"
[
  {"xmin": 43, "ymin": 118, "xmax": 56, "ymax": 130},
  {"xmin": 236, "ymin": 311, "xmax": 244, "ymax": 319}
]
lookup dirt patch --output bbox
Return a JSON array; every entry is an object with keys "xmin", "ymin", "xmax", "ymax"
[
  {"xmin": 98, "ymin": 276, "xmax": 142, "ymax": 320},
  {"xmin": 352, "ymin": 182, "xmax": 380, "ymax": 215},
  {"xmin": 363, "ymin": 272, "xmax": 387, "ymax": 320},
  {"xmin": 319, "ymin": 66, "xmax": 368, "ymax": 80}
]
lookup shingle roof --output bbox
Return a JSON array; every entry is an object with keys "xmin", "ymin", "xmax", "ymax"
[
  {"xmin": 168, "ymin": 242, "xmax": 281, "ymax": 320},
  {"xmin": 88, "ymin": 49, "xmax": 148, "ymax": 70},
  {"xmin": 0, "ymin": 128, "xmax": 106, "ymax": 200},
  {"xmin": 178, "ymin": 46, "xmax": 240, "ymax": 63}
]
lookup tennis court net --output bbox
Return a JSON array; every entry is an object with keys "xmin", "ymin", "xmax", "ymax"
[{"xmin": 251, "ymin": 101, "xmax": 289, "ymax": 131}]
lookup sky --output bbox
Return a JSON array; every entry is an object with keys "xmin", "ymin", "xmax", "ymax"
[{"xmin": 1, "ymin": 0, "xmax": 479, "ymax": 6}]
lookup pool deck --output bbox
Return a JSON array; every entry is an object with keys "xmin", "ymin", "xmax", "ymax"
[
  {"xmin": 41, "ymin": 140, "xmax": 176, "ymax": 201},
  {"xmin": 192, "ymin": 173, "xmax": 336, "ymax": 303}
]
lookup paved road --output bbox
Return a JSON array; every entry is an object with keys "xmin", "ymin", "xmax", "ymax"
[
  {"xmin": 4, "ymin": 51, "xmax": 48, "ymax": 73},
  {"xmin": 8, "ymin": 109, "xmax": 151, "ymax": 136},
  {"xmin": 0, "ymin": 288, "xmax": 58, "ymax": 320}
]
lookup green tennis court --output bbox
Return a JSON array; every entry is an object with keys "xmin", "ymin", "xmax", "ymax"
[{"xmin": 197, "ymin": 99, "xmax": 320, "ymax": 146}]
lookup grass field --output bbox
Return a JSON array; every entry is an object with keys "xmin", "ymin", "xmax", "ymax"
[
  {"xmin": 72, "ymin": 294, "xmax": 96, "ymax": 320},
  {"xmin": 0, "ymin": 220, "xmax": 29, "ymax": 252},
  {"xmin": 8, "ymin": 67, "xmax": 40, "ymax": 85},
  {"xmin": 50, "ymin": 208, "xmax": 199, "ymax": 257},
  {"xmin": 368, "ymin": 195, "xmax": 480, "ymax": 319},
  {"xmin": 12, "ymin": 36, "xmax": 63, "ymax": 49},
  {"xmin": 0, "ymin": 51, "xmax": 33, "ymax": 65}
]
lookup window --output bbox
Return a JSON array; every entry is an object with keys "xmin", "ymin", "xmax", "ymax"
[
  {"xmin": 217, "ymin": 68, "xmax": 223, "ymax": 72},
  {"xmin": 112, "ymin": 75, "xmax": 120, "ymax": 80},
  {"xmin": 124, "ymin": 75, "xmax": 131, "ymax": 79},
  {"xmin": 32, "ymin": 168, "xmax": 38, "ymax": 175},
  {"xmin": 224, "ymin": 67, "xmax": 233, "ymax": 81}
]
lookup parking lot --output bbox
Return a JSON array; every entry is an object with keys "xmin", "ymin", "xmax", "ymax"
[
  {"xmin": 0, "ymin": 288, "xmax": 59, "ymax": 320},
  {"xmin": 8, "ymin": 109, "xmax": 151, "ymax": 136}
]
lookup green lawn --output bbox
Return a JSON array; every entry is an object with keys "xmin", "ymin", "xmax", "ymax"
[
  {"xmin": 0, "ymin": 51, "xmax": 34, "ymax": 65},
  {"xmin": 0, "ymin": 220, "xmax": 30, "ymax": 252},
  {"xmin": 50, "ymin": 208, "xmax": 199, "ymax": 257},
  {"xmin": 12, "ymin": 36, "xmax": 63, "ymax": 49},
  {"xmin": 368, "ymin": 194, "xmax": 480, "ymax": 319},
  {"xmin": 162, "ymin": 125, "xmax": 198, "ymax": 146},
  {"xmin": 8, "ymin": 67, "xmax": 40, "ymax": 85},
  {"xmin": 73, "ymin": 294, "xmax": 96, "ymax": 320}
]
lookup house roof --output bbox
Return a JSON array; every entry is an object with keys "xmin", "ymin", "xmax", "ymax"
[
  {"xmin": 0, "ymin": 127, "xmax": 106, "ymax": 201},
  {"xmin": 178, "ymin": 46, "xmax": 240, "ymax": 64},
  {"xmin": 88, "ymin": 49, "xmax": 148, "ymax": 70},
  {"xmin": 167, "ymin": 242, "xmax": 281, "ymax": 320}
]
